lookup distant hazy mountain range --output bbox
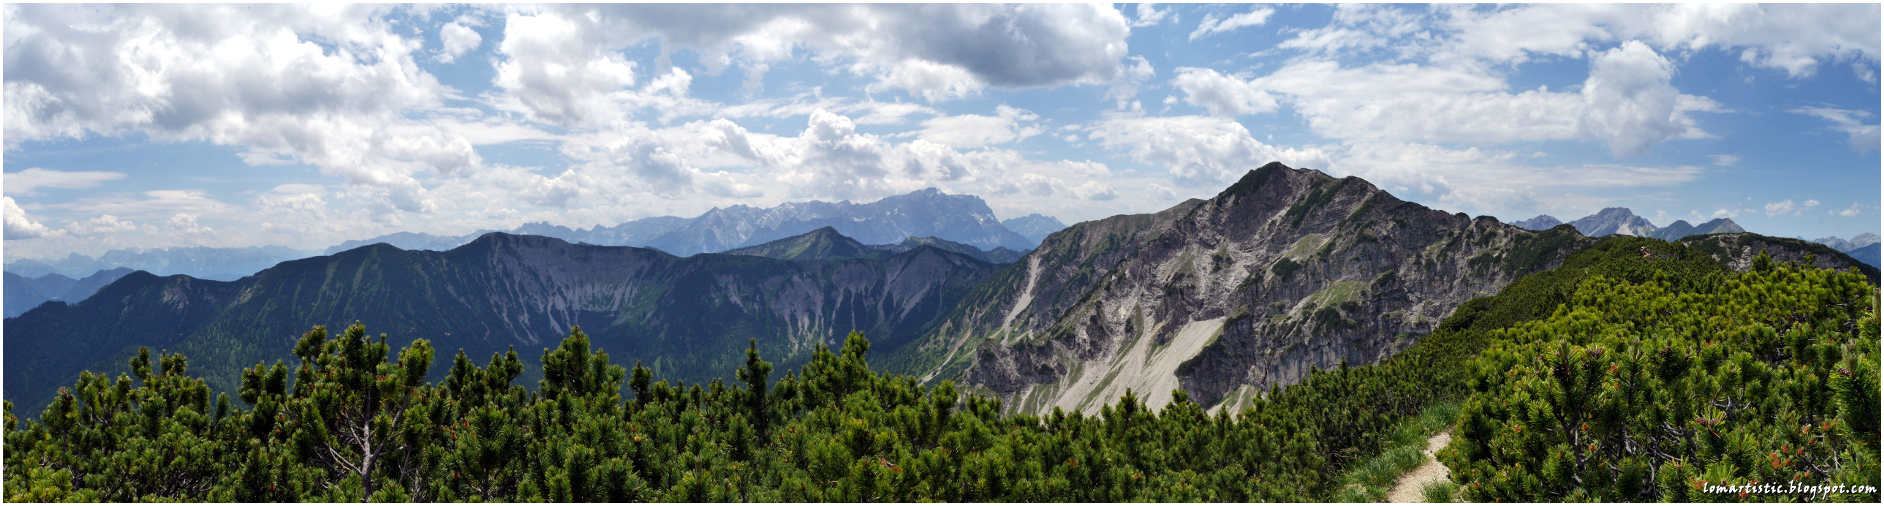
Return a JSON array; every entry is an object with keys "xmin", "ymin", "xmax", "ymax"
[
  {"xmin": 1511, "ymin": 215, "xmax": 1562, "ymax": 230},
  {"xmin": 1846, "ymin": 243, "xmax": 1881, "ymax": 268},
  {"xmin": 1811, "ymin": 233, "xmax": 1880, "ymax": 253},
  {"xmin": 724, "ymin": 226, "xmax": 1025, "ymax": 264},
  {"xmin": 1513, "ymin": 208, "xmax": 1878, "ymax": 269},
  {"xmin": 1001, "ymin": 214, "xmax": 1068, "ymax": 245},
  {"xmin": 4, "ymin": 268, "xmax": 134, "ymax": 317},
  {"xmin": 323, "ymin": 188, "xmax": 1055, "ymax": 257},
  {"xmin": 1809, "ymin": 233, "xmax": 1881, "ymax": 268},
  {"xmin": 6, "ymin": 188, "xmax": 1065, "ymax": 283},
  {"xmin": 1513, "ymin": 208, "xmax": 1746, "ymax": 241},
  {"xmin": 3, "ymin": 246, "xmax": 318, "ymax": 281}
]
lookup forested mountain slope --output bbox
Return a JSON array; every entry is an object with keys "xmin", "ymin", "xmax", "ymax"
[{"xmin": 4, "ymin": 233, "xmax": 998, "ymax": 417}]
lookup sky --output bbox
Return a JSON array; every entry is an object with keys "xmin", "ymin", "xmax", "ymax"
[{"xmin": 3, "ymin": 2, "xmax": 1880, "ymax": 261}]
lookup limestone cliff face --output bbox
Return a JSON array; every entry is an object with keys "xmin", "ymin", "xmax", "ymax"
[
  {"xmin": 889, "ymin": 198, "xmax": 1206, "ymax": 384},
  {"xmin": 922, "ymin": 163, "xmax": 1593, "ymax": 416}
]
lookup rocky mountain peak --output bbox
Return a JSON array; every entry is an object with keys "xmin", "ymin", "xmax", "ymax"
[
  {"xmin": 1512, "ymin": 215, "xmax": 1563, "ymax": 230},
  {"xmin": 914, "ymin": 162, "xmax": 1593, "ymax": 416},
  {"xmin": 1568, "ymin": 207, "xmax": 1659, "ymax": 237}
]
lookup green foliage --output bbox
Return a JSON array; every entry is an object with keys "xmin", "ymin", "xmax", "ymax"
[
  {"xmin": 1440, "ymin": 260, "xmax": 1881, "ymax": 502},
  {"xmin": 1271, "ymin": 258, "xmax": 1303, "ymax": 281},
  {"xmin": 1313, "ymin": 305, "xmax": 1360, "ymax": 331},
  {"xmin": 4, "ymin": 316, "xmax": 1470, "ymax": 502},
  {"xmin": 1331, "ymin": 402, "xmax": 1459, "ymax": 501},
  {"xmin": 1421, "ymin": 480, "xmax": 1459, "ymax": 502}
]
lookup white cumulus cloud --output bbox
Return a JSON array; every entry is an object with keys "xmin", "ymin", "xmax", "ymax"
[
  {"xmin": 4, "ymin": 196, "xmax": 54, "ymax": 240},
  {"xmin": 915, "ymin": 105, "xmax": 1044, "ymax": 149},
  {"xmin": 1088, "ymin": 114, "xmax": 1335, "ymax": 187},
  {"xmin": 3, "ymin": 4, "xmax": 481, "ymax": 219},
  {"xmin": 1236, "ymin": 42, "xmax": 1715, "ymax": 155},
  {"xmin": 1133, "ymin": 4, "xmax": 1174, "ymax": 27},
  {"xmin": 436, "ymin": 21, "xmax": 482, "ymax": 63},
  {"xmin": 1172, "ymin": 68, "xmax": 1279, "ymax": 117},
  {"xmin": 1433, "ymin": 4, "xmax": 1879, "ymax": 77},
  {"xmin": 490, "ymin": 4, "xmax": 1132, "ymax": 108},
  {"xmin": 65, "ymin": 214, "xmax": 138, "ymax": 236}
]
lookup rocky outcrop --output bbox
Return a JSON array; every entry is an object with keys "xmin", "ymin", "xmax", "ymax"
[
  {"xmin": 1568, "ymin": 207, "xmax": 1659, "ymax": 237},
  {"xmin": 886, "ymin": 198, "xmax": 1206, "ymax": 384},
  {"xmin": 927, "ymin": 163, "xmax": 1594, "ymax": 416},
  {"xmin": 1680, "ymin": 233, "xmax": 1879, "ymax": 282}
]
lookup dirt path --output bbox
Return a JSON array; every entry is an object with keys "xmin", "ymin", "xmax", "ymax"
[{"xmin": 1386, "ymin": 431, "xmax": 1453, "ymax": 503}]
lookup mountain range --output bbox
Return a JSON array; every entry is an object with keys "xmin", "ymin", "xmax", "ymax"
[
  {"xmin": 321, "ymin": 188, "xmax": 1051, "ymax": 257},
  {"xmin": 6, "ymin": 188, "xmax": 1064, "ymax": 287},
  {"xmin": 4, "ymin": 233, "xmax": 1005, "ymax": 418},
  {"xmin": 724, "ymin": 226, "xmax": 1025, "ymax": 264},
  {"xmin": 1001, "ymin": 214, "xmax": 1069, "ymax": 244},
  {"xmin": 4, "ymin": 246, "xmax": 317, "ymax": 281},
  {"xmin": 5, "ymin": 164, "xmax": 1876, "ymax": 420},
  {"xmin": 3, "ymin": 268, "xmax": 134, "ymax": 318},
  {"xmin": 1811, "ymin": 232, "xmax": 1880, "ymax": 252},
  {"xmin": 1514, "ymin": 208, "xmax": 1748, "ymax": 242}
]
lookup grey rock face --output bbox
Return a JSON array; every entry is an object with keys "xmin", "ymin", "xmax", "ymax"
[
  {"xmin": 893, "ymin": 198, "xmax": 1207, "ymax": 385},
  {"xmin": 1680, "ymin": 233, "xmax": 1879, "ymax": 282},
  {"xmin": 1568, "ymin": 207, "xmax": 1659, "ymax": 237},
  {"xmin": 912, "ymin": 163, "xmax": 1593, "ymax": 416}
]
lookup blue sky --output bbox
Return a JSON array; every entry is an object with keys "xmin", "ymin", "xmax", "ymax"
[{"xmin": 4, "ymin": 3, "xmax": 1879, "ymax": 261}]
